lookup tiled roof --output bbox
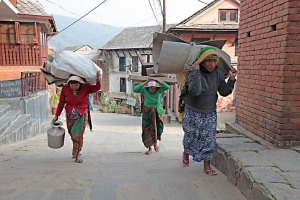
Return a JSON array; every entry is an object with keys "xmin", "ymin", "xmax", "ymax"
[
  {"xmin": 101, "ymin": 24, "xmax": 175, "ymax": 50},
  {"xmin": 63, "ymin": 45, "xmax": 93, "ymax": 52},
  {"xmin": 172, "ymin": 23, "xmax": 239, "ymax": 31},
  {"xmin": 17, "ymin": 0, "xmax": 50, "ymax": 16}
]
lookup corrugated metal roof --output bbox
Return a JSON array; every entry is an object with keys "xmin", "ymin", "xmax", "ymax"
[
  {"xmin": 101, "ymin": 24, "xmax": 175, "ymax": 50},
  {"xmin": 17, "ymin": 0, "xmax": 50, "ymax": 16}
]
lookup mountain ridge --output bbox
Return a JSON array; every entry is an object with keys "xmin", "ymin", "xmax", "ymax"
[{"xmin": 49, "ymin": 14, "xmax": 123, "ymax": 52}]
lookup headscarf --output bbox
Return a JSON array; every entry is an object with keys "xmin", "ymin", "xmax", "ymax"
[{"xmin": 194, "ymin": 46, "xmax": 219, "ymax": 64}]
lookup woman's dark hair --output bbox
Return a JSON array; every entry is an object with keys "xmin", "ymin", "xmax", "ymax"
[{"xmin": 68, "ymin": 80, "xmax": 80, "ymax": 84}]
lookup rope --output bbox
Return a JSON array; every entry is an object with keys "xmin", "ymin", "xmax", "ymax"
[{"xmin": 184, "ymin": 42, "xmax": 199, "ymax": 71}]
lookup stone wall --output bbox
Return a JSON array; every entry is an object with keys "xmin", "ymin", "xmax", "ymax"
[
  {"xmin": 0, "ymin": 91, "xmax": 51, "ymax": 131},
  {"xmin": 237, "ymin": 0, "xmax": 300, "ymax": 147}
]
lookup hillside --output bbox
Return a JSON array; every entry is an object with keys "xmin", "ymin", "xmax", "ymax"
[{"xmin": 49, "ymin": 14, "xmax": 123, "ymax": 52}]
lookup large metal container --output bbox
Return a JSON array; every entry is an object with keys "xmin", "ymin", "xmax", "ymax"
[{"xmin": 47, "ymin": 121, "xmax": 65, "ymax": 149}]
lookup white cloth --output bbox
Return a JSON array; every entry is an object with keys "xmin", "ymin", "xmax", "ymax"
[{"xmin": 50, "ymin": 51, "xmax": 102, "ymax": 85}]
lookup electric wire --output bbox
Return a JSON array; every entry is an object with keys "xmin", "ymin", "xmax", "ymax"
[
  {"xmin": 45, "ymin": 0, "xmax": 81, "ymax": 17},
  {"xmin": 198, "ymin": 0, "xmax": 209, "ymax": 4},
  {"xmin": 148, "ymin": 0, "xmax": 160, "ymax": 25},
  {"xmin": 53, "ymin": 0, "xmax": 109, "ymax": 36},
  {"xmin": 151, "ymin": 0, "xmax": 161, "ymax": 22},
  {"xmin": 157, "ymin": 0, "xmax": 163, "ymax": 15}
]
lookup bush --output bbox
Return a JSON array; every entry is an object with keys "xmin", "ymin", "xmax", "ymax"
[{"xmin": 50, "ymin": 94, "xmax": 59, "ymax": 108}]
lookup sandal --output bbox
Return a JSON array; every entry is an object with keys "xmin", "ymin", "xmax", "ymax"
[
  {"xmin": 204, "ymin": 169, "xmax": 218, "ymax": 176},
  {"xmin": 75, "ymin": 158, "xmax": 83, "ymax": 163},
  {"xmin": 182, "ymin": 152, "xmax": 189, "ymax": 167},
  {"xmin": 145, "ymin": 148, "xmax": 152, "ymax": 155}
]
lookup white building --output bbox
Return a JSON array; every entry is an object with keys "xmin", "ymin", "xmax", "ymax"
[{"xmin": 99, "ymin": 25, "xmax": 173, "ymax": 100}]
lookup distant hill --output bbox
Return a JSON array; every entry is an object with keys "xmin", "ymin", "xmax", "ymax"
[{"xmin": 49, "ymin": 14, "xmax": 123, "ymax": 52}]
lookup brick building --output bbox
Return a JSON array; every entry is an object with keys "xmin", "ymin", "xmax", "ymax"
[{"xmin": 236, "ymin": 0, "xmax": 300, "ymax": 147}]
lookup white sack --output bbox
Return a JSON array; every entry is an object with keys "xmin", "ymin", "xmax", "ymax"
[{"xmin": 50, "ymin": 51, "xmax": 102, "ymax": 85}]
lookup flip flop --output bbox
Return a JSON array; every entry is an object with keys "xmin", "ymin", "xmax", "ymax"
[
  {"xmin": 182, "ymin": 152, "xmax": 189, "ymax": 167},
  {"xmin": 154, "ymin": 145, "xmax": 159, "ymax": 152},
  {"xmin": 75, "ymin": 158, "xmax": 83, "ymax": 163},
  {"xmin": 204, "ymin": 169, "xmax": 218, "ymax": 176}
]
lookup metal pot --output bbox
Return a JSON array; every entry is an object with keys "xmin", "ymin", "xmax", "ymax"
[{"xmin": 47, "ymin": 121, "xmax": 65, "ymax": 149}]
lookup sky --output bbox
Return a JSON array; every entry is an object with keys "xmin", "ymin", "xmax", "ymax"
[{"xmin": 38, "ymin": 0, "xmax": 212, "ymax": 27}]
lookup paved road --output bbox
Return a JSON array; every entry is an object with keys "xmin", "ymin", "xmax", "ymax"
[{"xmin": 0, "ymin": 112, "xmax": 246, "ymax": 200}]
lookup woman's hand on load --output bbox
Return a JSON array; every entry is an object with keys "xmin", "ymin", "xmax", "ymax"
[
  {"xmin": 193, "ymin": 61, "xmax": 200, "ymax": 70},
  {"xmin": 229, "ymin": 68, "xmax": 238, "ymax": 80},
  {"xmin": 96, "ymin": 71, "xmax": 101, "ymax": 81}
]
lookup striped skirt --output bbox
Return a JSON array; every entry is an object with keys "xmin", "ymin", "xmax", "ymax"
[
  {"xmin": 182, "ymin": 107, "xmax": 217, "ymax": 162},
  {"xmin": 66, "ymin": 111, "xmax": 88, "ymax": 157},
  {"xmin": 142, "ymin": 107, "xmax": 164, "ymax": 148}
]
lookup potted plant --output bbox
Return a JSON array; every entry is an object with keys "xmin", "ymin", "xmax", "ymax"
[{"xmin": 50, "ymin": 93, "xmax": 59, "ymax": 115}]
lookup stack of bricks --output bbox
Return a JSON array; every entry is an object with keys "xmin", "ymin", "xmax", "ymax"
[{"xmin": 236, "ymin": 0, "xmax": 300, "ymax": 147}]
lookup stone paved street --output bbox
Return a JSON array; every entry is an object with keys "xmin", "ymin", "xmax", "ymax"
[{"xmin": 0, "ymin": 112, "xmax": 246, "ymax": 200}]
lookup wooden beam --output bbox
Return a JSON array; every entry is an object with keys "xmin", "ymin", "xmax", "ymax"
[
  {"xmin": 115, "ymin": 51, "xmax": 120, "ymax": 58},
  {"xmin": 130, "ymin": 75, "xmax": 177, "ymax": 85}
]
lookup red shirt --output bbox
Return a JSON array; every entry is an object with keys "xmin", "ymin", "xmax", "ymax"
[{"xmin": 56, "ymin": 81, "xmax": 101, "ymax": 117}]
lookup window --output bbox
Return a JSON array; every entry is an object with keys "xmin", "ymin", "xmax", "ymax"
[
  {"xmin": 40, "ymin": 28, "xmax": 47, "ymax": 46},
  {"xmin": 132, "ymin": 56, "xmax": 138, "ymax": 72},
  {"xmin": 0, "ymin": 23, "xmax": 16, "ymax": 43},
  {"xmin": 20, "ymin": 24, "xmax": 36, "ymax": 43},
  {"xmin": 120, "ymin": 77, "xmax": 126, "ymax": 92},
  {"xmin": 219, "ymin": 9, "xmax": 238, "ymax": 22},
  {"xmin": 119, "ymin": 57, "xmax": 126, "ymax": 71}
]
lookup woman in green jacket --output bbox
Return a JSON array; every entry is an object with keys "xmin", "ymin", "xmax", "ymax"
[{"xmin": 133, "ymin": 77, "xmax": 170, "ymax": 155}]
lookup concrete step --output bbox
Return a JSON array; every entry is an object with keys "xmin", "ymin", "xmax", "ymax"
[
  {"xmin": 29, "ymin": 119, "xmax": 41, "ymax": 137},
  {"xmin": 0, "ymin": 104, "xmax": 10, "ymax": 118},
  {"xmin": 0, "ymin": 110, "xmax": 21, "ymax": 136},
  {"xmin": 0, "ymin": 114, "xmax": 34, "ymax": 145}
]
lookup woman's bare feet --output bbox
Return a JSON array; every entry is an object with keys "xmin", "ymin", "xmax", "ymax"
[
  {"xmin": 145, "ymin": 147, "xmax": 152, "ymax": 155},
  {"xmin": 182, "ymin": 151, "xmax": 189, "ymax": 167},
  {"xmin": 154, "ymin": 143, "xmax": 159, "ymax": 152}
]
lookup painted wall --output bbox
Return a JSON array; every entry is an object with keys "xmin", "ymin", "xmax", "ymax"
[
  {"xmin": 0, "ymin": 66, "xmax": 42, "ymax": 81},
  {"xmin": 107, "ymin": 51, "xmax": 150, "ymax": 98},
  {"xmin": 191, "ymin": 0, "xmax": 240, "ymax": 24}
]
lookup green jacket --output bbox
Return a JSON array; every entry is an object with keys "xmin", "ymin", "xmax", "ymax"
[{"xmin": 133, "ymin": 82, "xmax": 170, "ymax": 108}]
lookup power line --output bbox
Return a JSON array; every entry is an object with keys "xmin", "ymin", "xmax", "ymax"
[
  {"xmin": 157, "ymin": 0, "xmax": 163, "ymax": 15},
  {"xmin": 151, "ymin": 0, "xmax": 161, "ymax": 22},
  {"xmin": 148, "ymin": 0, "xmax": 160, "ymax": 25},
  {"xmin": 198, "ymin": 0, "xmax": 209, "ymax": 4},
  {"xmin": 45, "ymin": 0, "xmax": 81, "ymax": 17},
  {"xmin": 53, "ymin": 0, "xmax": 109, "ymax": 37}
]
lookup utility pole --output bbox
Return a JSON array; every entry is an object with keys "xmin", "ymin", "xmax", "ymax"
[{"xmin": 163, "ymin": 0, "xmax": 166, "ymax": 33}]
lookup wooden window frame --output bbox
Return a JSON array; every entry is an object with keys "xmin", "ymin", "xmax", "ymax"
[
  {"xmin": 120, "ymin": 77, "xmax": 126, "ymax": 92},
  {"xmin": 19, "ymin": 23, "xmax": 37, "ymax": 44},
  {"xmin": 131, "ymin": 56, "xmax": 138, "ymax": 72},
  {"xmin": 0, "ymin": 22, "xmax": 16, "ymax": 43},
  {"xmin": 119, "ymin": 57, "xmax": 126, "ymax": 71},
  {"xmin": 218, "ymin": 9, "xmax": 238, "ymax": 22}
]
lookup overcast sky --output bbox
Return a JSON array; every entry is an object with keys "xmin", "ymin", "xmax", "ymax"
[{"xmin": 39, "ymin": 0, "xmax": 212, "ymax": 27}]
